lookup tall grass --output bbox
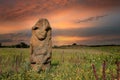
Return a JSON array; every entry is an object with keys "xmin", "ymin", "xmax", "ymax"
[{"xmin": 0, "ymin": 46, "xmax": 119, "ymax": 80}]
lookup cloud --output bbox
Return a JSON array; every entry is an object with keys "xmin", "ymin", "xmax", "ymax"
[
  {"xmin": 75, "ymin": 14, "xmax": 108, "ymax": 23},
  {"xmin": 0, "ymin": 0, "xmax": 71, "ymax": 22},
  {"xmin": 0, "ymin": 0, "xmax": 120, "ymax": 45},
  {"xmin": 0, "ymin": 0, "xmax": 120, "ymax": 22},
  {"xmin": 0, "ymin": 39, "xmax": 12, "ymax": 42},
  {"xmin": 53, "ymin": 25, "xmax": 120, "ymax": 37},
  {"xmin": 76, "ymin": 0, "xmax": 120, "ymax": 9},
  {"xmin": 53, "ymin": 12, "xmax": 120, "ymax": 37},
  {"xmin": 52, "ymin": 11, "xmax": 120, "ymax": 45},
  {"xmin": 52, "ymin": 24, "xmax": 120, "ymax": 45}
]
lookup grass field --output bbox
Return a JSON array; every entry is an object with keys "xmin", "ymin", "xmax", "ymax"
[{"xmin": 0, "ymin": 46, "xmax": 120, "ymax": 80}]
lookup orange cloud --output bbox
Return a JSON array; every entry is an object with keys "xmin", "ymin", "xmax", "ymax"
[
  {"xmin": 45, "ymin": 6, "xmax": 107, "ymax": 29},
  {"xmin": 0, "ymin": 5, "xmax": 107, "ymax": 34}
]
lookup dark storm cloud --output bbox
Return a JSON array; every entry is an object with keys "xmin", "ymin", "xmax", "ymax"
[
  {"xmin": 76, "ymin": 0, "xmax": 120, "ymax": 8},
  {"xmin": 0, "ymin": 0, "xmax": 71, "ymax": 22},
  {"xmin": 0, "ymin": 39, "xmax": 12, "ymax": 42},
  {"xmin": 75, "ymin": 38, "xmax": 120, "ymax": 45},
  {"xmin": 0, "ymin": 0, "xmax": 120, "ymax": 22},
  {"xmin": 53, "ymin": 24, "xmax": 120, "ymax": 37},
  {"xmin": 75, "ymin": 14, "xmax": 108, "ymax": 23}
]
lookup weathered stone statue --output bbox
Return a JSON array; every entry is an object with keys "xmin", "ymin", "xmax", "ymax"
[{"xmin": 30, "ymin": 18, "xmax": 52, "ymax": 72}]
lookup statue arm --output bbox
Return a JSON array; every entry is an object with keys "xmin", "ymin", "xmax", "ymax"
[
  {"xmin": 30, "ymin": 43, "xmax": 33, "ymax": 55},
  {"xmin": 30, "ymin": 42, "xmax": 35, "ymax": 63}
]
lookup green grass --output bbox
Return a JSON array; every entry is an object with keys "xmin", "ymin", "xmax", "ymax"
[{"xmin": 0, "ymin": 46, "xmax": 120, "ymax": 80}]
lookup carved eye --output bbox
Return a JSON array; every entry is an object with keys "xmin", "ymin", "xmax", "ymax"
[
  {"xmin": 33, "ymin": 26, "xmax": 39, "ymax": 30},
  {"xmin": 45, "ymin": 26, "xmax": 51, "ymax": 31},
  {"xmin": 45, "ymin": 28, "xmax": 49, "ymax": 31}
]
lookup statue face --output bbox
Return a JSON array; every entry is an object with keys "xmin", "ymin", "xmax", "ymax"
[{"xmin": 32, "ymin": 19, "xmax": 51, "ymax": 40}]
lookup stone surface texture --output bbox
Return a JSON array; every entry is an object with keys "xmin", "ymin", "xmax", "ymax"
[{"xmin": 30, "ymin": 18, "xmax": 52, "ymax": 72}]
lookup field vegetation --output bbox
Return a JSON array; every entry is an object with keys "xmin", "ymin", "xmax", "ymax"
[{"xmin": 0, "ymin": 46, "xmax": 119, "ymax": 80}]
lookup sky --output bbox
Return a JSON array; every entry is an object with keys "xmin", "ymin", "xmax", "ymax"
[{"xmin": 0, "ymin": 0, "xmax": 120, "ymax": 45}]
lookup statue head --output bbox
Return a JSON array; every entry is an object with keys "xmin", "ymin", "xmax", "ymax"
[{"xmin": 32, "ymin": 18, "xmax": 51, "ymax": 40}]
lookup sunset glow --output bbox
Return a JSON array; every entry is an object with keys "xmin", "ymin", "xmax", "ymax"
[
  {"xmin": 55, "ymin": 36, "xmax": 89, "ymax": 42},
  {"xmin": 0, "ymin": 0, "xmax": 120, "ymax": 45}
]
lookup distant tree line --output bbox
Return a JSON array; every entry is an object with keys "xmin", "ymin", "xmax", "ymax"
[
  {"xmin": 53, "ymin": 43, "xmax": 120, "ymax": 49},
  {"xmin": 0, "ymin": 42, "xmax": 29, "ymax": 48}
]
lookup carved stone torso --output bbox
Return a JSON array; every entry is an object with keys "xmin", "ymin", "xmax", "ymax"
[{"xmin": 30, "ymin": 18, "xmax": 52, "ymax": 72}]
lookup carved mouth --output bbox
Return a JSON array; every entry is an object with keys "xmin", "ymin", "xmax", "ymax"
[{"xmin": 39, "ymin": 37, "xmax": 46, "ymax": 40}]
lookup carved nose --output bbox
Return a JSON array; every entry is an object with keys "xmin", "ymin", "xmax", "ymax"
[{"xmin": 32, "ymin": 26, "xmax": 38, "ymax": 30}]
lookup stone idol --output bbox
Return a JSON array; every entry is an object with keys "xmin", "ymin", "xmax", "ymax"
[{"xmin": 30, "ymin": 18, "xmax": 52, "ymax": 72}]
